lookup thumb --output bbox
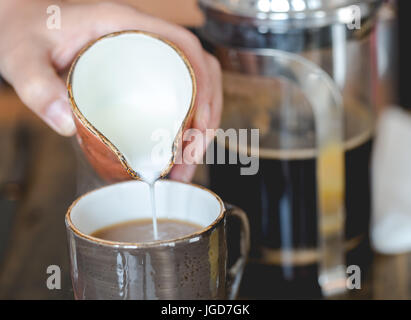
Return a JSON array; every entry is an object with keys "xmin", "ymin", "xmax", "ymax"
[{"xmin": 1, "ymin": 46, "xmax": 75, "ymax": 136}]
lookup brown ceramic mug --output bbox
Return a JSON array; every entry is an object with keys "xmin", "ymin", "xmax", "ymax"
[{"xmin": 65, "ymin": 180, "xmax": 250, "ymax": 300}]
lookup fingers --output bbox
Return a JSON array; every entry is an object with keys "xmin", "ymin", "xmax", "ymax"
[
  {"xmin": 194, "ymin": 52, "xmax": 223, "ymax": 132},
  {"xmin": 0, "ymin": 44, "xmax": 75, "ymax": 136},
  {"xmin": 169, "ymin": 163, "xmax": 197, "ymax": 183},
  {"xmin": 169, "ymin": 53, "xmax": 223, "ymax": 183}
]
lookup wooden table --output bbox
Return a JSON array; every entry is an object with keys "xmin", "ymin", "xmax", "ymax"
[{"xmin": 0, "ymin": 86, "xmax": 410, "ymax": 300}]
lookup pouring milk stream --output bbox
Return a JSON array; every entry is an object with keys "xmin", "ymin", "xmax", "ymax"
[{"xmin": 68, "ymin": 32, "xmax": 196, "ymax": 240}]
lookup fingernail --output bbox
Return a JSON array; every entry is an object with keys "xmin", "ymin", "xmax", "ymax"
[
  {"xmin": 45, "ymin": 99, "xmax": 76, "ymax": 136},
  {"xmin": 196, "ymin": 103, "xmax": 210, "ymax": 131}
]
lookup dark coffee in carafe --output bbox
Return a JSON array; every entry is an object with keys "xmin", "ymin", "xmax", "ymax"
[{"xmin": 210, "ymin": 103, "xmax": 373, "ymax": 299}]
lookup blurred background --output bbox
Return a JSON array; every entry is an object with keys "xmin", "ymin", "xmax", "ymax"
[{"xmin": 0, "ymin": 0, "xmax": 410, "ymax": 300}]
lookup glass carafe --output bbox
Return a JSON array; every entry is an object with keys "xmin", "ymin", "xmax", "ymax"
[{"xmin": 199, "ymin": 0, "xmax": 378, "ymax": 298}]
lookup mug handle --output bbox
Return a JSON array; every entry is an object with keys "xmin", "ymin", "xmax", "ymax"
[{"xmin": 225, "ymin": 203, "xmax": 250, "ymax": 300}]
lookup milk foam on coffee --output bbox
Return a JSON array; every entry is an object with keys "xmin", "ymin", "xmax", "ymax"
[
  {"xmin": 71, "ymin": 33, "xmax": 194, "ymax": 183},
  {"xmin": 91, "ymin": 218, "xmax": 203, "ymax": 242}
]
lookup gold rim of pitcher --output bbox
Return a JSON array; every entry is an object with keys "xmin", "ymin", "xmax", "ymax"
[
  {"xmin": 66, "ymin": 30, "xmax": 197, "ymax": 180},
  {"xmin": 65, "ymin": 180, "xmax": 225, "ymax": 248}
]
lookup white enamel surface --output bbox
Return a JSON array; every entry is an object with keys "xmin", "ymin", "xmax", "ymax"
[
  {"xmin": 70, "ymin": 180, "xmax": 223, "ymax": 236},
  {"xmin": 71, "ymin": 33, "xmax": 194, "ymax": 182}
]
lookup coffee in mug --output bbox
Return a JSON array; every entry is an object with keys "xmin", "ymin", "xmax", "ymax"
[{"xmin": 92, "ymin": 218, "xmax": 203, "ymax": 242}]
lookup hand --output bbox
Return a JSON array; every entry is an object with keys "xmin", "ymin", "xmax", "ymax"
[{"xmin": 0, "ymin": 0, "xmax": 222, "ymax": 182}]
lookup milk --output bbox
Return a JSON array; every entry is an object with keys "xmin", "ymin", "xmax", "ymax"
[{"xmin": 149, "ymin": 183, "xmax": 158, "ymax": 239}]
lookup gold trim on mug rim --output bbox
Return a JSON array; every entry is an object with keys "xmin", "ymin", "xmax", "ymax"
[
  {"xmin": 65, "ymin": 180, "xmax": 226, "ymax": 248},
  {"xmin": 66, "ymin": 30, "xmax": 197, "ymax": 181}
]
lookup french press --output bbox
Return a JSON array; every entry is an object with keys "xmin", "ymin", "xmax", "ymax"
[{"xmin": 199, "ymin": 0, "xmax": 382, "ymax": 298}]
